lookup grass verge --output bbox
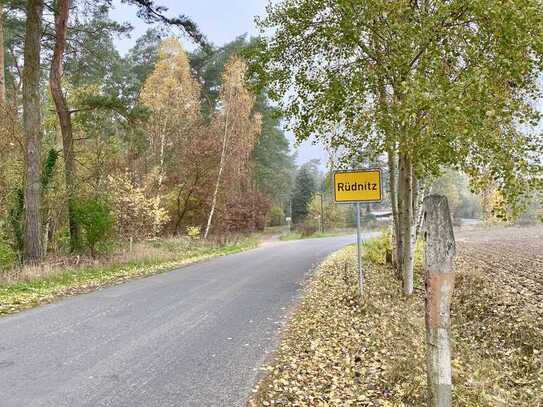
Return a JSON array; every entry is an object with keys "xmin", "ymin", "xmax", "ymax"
[
  {"xmin": 251, "ymin": 239, "xmax": 542, "ymax": 406},
  {"xmin": 0, "ymin": 237, "xmax": 257, "ymax": 316}
]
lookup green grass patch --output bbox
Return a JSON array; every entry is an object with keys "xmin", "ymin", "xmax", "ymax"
[{"xmin": 0, "ymin": 237, "xmax": 257, "ymax": 316}]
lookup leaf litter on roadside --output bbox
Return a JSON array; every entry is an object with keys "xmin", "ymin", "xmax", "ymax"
[{"xmin": 250, "ymin": 227, "xmax": 543, "ymax": 406}]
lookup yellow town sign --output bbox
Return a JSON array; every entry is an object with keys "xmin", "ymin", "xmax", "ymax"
[{"xmin": 333, "ymin": 169, "xmax": 383, "ymax": 203}]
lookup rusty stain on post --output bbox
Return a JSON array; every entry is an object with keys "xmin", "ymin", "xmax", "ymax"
[
  {"xmin": 426, "ymin": 272, "xmax": 455, "ymax": 329},
  {"xmin": 423, "ymin": 195, "xmax": 456, "ymax": 407}
]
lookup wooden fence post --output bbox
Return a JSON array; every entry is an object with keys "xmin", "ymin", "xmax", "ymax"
[{"xmin": 423, "ymin": 195, "xmax": 456, "ymax": 407}]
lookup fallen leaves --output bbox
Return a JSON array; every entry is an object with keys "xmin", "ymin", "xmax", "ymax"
[{"xmin": 251, "ymin": 226, "xmax": 543, "ymax": 406}]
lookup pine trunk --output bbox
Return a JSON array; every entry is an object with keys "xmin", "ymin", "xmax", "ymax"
[
  {"xmin": 50, "ymin": 0, "xmax": 79, "ymax": 251},
  {"xmin": 22, "ymin": 0, "xmax": 44, "ymax": 264},
  {"xmin": 0, "ymin": 5, "xmax": 5, "ymax": 104},
  {"xmin": 398, "ymin": 151, "xmax": 414, "ymax": 295}
]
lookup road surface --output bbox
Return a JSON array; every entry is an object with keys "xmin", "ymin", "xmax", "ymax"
[{"xmin": 0, "ymin": 234, "xmax": 369, "ymax": 407}]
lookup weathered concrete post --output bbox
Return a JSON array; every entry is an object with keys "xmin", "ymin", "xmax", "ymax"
[{"xmin": 423, "ymin": 195, "xmax": 456, "ymax": 407}]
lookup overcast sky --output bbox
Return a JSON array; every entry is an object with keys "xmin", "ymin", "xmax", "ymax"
[{"xmin": 109, "ymin": 0, "xmax": 328, "ymax": 169}]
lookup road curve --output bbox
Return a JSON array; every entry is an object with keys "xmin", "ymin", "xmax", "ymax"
[{"xmin": 0, "ymin": 234, "xmax": 368, "ymax": 407}]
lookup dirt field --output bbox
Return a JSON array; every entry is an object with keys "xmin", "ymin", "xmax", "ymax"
[{"xmin": 455, "ymin": 225, "xmax": 543, "ymax": 307}]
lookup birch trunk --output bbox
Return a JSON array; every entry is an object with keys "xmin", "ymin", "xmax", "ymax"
[
  {"xmin": 387, "ymin": 147, "xmax": 401, "ymax": 277},
  {"xmin": 204, "ymin": 103, "xmax": 230, "ymax": 240},
  {"xmin": 415, "ymin": 182, "xmax": 427, "ymax": 238},
  {"xmin": 423, "ymin": 195, "xmax": 455, "ymax": 407},
  {"xmin": 43, "ymin": 217, "xmax": 50, "ymax": 255},
  {"xmin": 398, "ymin": 151, "xmax": 414, "ymax": 295},
  {"xmin": 22, "ymin": 0, "xmax": 44, "ymax": 264},
  {"xmin": 157, "ymin": 132, "xmax": 166, "ymax": 191},
  {"xmin": 50, "ymin": 0, "xmax": 80, "ymax": 251},
  {"xmin": 0, "ymin": 5, "xmax": 5, "ymax": 104},
  {"xmin": 410, "ymin": 167, "xmax": 418, "ymax": 262}
]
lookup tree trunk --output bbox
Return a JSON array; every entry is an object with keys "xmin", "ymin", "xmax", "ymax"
[
  {"xmin": 22, "ymin": 0, "xmax": 44, "ymax": 264},
  {"xmin": 50, "ymin": 0, "xmax": 80, "ymax": 251},
  {"xmin": 204, "ymin": 91, "xmax": 232, "ymax": 240},
  {"xmin": 415, "ymin": 181, "xmax": 427, "ymax": 238},
  {"xmin": 398, "ymin": 151, "xmax": 414, "ymax": 295},
  {"xmin": 387, "ymin": 146, "xmax": 401, "ymax": 277},
  {"xmin": 0, "ymin": 5, "xmax": 5, "ymax": 104},
  {"xmin": 157, "ymin": 132, "xmax": 166, "ymax": 190},
  {"xmin": 410, "ymin": 166, "xmax": 419, "ymax": 268},
  {"xmin": 204, "ymin": 117, "xmax": 229, "ymax": 239},
  {"xmin": 423, "ymin": 195, "xmax": 456, "ymax": 407},
  {"xmin": 43, "ymin": 217, "xmax": 50, "ymax": 255}
]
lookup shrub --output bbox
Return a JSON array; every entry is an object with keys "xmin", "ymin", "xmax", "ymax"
[
  {"xmin": 106, "ymin": 175, "xmax": 170, "ymax": 240},
  {"xmin": 362, "ymin": 230, "xmax": 391, "ymax": 265},
  {"xmin": 268, "ymin": 206, "xmax": 285, "ymax": 227},
  {"xmin": 299, "ymin": 218, "xmax": 318, "ymax": 237},
  {"xmin": 308, "ymin": 195, "xmax": 348, "ymax": 230},
  {"xmin": 186, "ymin": 225, "xmax": 201, "ymax": 240},
  {"xmin": 74, "ymin": 198, "xmax": 115, "ymax": 257},
  {"xmin": 0, "ymin": 240, "xmax": 17, "ymax": 270}
]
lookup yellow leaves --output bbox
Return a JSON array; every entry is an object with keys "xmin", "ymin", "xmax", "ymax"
[
  {"xmin": 140, "ymin": 37, "xmax": 200, "ymax": 116},
  {"xmin": 253, "ymin": 227, "xmax": 543, "ymax": 406},
  {"xmin": 139, "ymin": 37, "xmax": 202, "ymax": 170},
  {"xmin": 106, "ymin": 174, "xmax": 170, "ymax": 238},
  {"xmin": 211, "ymin": 55, "xmax": 261, "ymax": 182}
]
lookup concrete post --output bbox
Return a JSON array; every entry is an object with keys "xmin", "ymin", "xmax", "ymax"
[{"xmin": 423, "ymin": 195, "xmax": 456, "ymax": 407}]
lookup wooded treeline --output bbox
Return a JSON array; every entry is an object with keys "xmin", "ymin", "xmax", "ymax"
[{"xmin": 0, "ymin": 1, "xmax": 295, "ymax": 265}]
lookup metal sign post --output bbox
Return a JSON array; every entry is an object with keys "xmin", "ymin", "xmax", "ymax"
[
  {"xmin": 355, "ymin": 202, "xmax": 363, "ymax": 297},
  {"xmin": 333, "ymin": 168, "xmax": 383, "ymax": 298}
]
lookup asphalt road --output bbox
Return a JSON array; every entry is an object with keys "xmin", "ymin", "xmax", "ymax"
[{"xmin": 0, "ymin": 234, "xmax": 368, "ymax": 407}]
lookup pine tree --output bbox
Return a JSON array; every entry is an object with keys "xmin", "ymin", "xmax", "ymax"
[{"xmin": 291, "ymin": 166, "xmax": 317, "ymax": 225}]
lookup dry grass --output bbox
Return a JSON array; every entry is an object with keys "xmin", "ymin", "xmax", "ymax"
[
  {"xmin": 251, "ymin": 227, "xmax": 543, "ymax": 406},
  {"xmin": 0, "ymin": 235, "xmax": 257, "ymax": 315},
  {"xmin": 0, "ymin": 236, "xmax": 247, "ymax": 285}
]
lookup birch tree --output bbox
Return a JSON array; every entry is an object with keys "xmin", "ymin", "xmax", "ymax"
[
  {"xmin": 251, "ymin": 0, "xmax": 543, "ymax": 294},
  {"xmin": 140, "ymin": 37, "xmax": 201, "ymax": 193},
  {"xmin": 204, "ymin": 56, "xmax": 261, "ymax": 239}
]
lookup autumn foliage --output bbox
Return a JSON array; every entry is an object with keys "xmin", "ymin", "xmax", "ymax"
[{"xmin": 0, "ymin": 35, "xmax": 270, "ymax": 262}]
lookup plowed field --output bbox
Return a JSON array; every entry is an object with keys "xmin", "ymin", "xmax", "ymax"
[{"xmin": 455, "ymin": 225, "xmax": 543, "ymax": 307}]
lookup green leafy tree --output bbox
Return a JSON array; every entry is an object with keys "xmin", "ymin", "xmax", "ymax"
[
  {"xmin": 252, "ymin": 0, "xmax": 543, "ymax": 294},
  {"xmin": 74, "ymin": 198, "xmax": 115, "ymax": 258},
  {"xmin": 124, "ymin": 29, "xmax": 162, "ymax": 93},
  {"xmin": 252, "ymin": 100, "xmax": 296, "ymax": 205},
  {"xmin": 308, "ymin": 195, "xmax": 345, "ymax": 230},
  {"xmin": 431, "ymin": 170, "xmax": 481, "ymax": 220},
  {"xmin": 268, "ymin": 206, "xmax": 285, "ymax": 226}
]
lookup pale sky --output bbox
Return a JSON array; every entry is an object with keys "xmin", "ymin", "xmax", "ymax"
[{"xmin": 109, "ymin": 0, "xmax": 329, "ymax": 168}]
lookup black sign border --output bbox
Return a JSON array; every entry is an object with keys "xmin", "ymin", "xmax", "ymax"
[{"xmin": 333, "ymin": 168, "xmax": 384, "ymax": 204}]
